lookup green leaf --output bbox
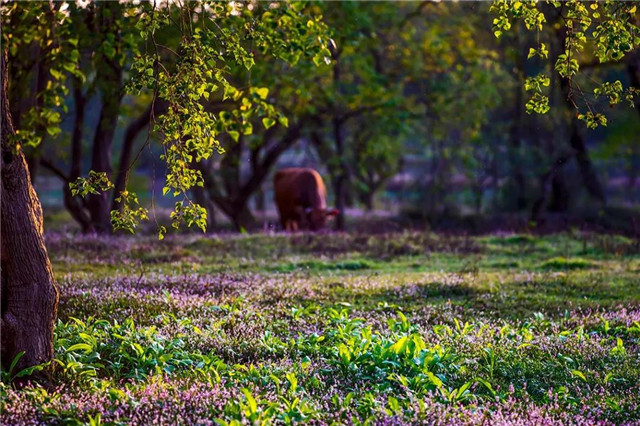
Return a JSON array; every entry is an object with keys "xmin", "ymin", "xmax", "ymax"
[
  {"xmin": 262, "ymin": 117, "xmax": 276, "ymax": 129},
  {"xmin": 242, "ymin": 388, "xmax": 258, "ymax": 414},
  {"xmin": 66, "ymin": 343, "xmax": 93, "ymax": 354},
  {"xmin": 477, "ymin": 378, "xmax": 496, "ymax": 396},
  {"xmin": 426, "ymin": 371, "xmax": 443, "ymax": 388},
  {"xmin": 50, "ymin": 68, "xmax": 63, "ymax": 81},
  {"xmin": 571, "ymin": 369, "xmax": 587, "ymax": 381},
  {"xmin": 254, "ymin": 87, "xmax": 269, "ymax": 100},
  {"xmin": 103, "ymin": 43, "xmax": 116, "ymax": 59},
  {"xmin": 390, "ymin": 336, "xmax": 409, "ymax": 354},
  {"xmin": 8, "ymin": 351, "xmax": 25, "ymax": 376}
]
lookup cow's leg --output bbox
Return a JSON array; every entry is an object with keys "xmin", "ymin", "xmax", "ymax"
[{"xmin": 291, "ymin": 221, "xmax": 299, "ymax": 232}]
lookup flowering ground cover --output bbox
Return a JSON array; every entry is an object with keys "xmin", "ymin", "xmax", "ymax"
[{"xmin": 1, "ymin": 232, "xmax": 639, "ymax": 425}]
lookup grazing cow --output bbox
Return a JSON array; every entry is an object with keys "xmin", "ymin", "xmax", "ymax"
[{"xmin": 274, "ymin": 168, "xmax": 339, "ymax": 231}]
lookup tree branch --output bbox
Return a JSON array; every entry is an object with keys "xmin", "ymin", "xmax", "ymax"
[
  {"xmin": 111, "ymin": 99, "xmax": 168, "ymax": 211},
  {"xmin": 235, "ymin": 119, "xmax": 306, "ymax": 208},
  {"xmin": 40, "ymin": 158, "xmax": 70, "ymax": 182}
]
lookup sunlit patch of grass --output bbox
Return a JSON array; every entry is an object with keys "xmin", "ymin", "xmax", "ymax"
[
  {"xmin": 538, "ymin": 256, "xmax": 596, "ymax": 270},
  {"xmin": 271, "ymin": 259, "xmax": 374, "ymax": 273}
]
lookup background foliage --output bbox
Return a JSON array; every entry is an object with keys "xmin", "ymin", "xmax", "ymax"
[{"xmin": 4, "ymin": 0, "xmax": 639, "ymax": 235}]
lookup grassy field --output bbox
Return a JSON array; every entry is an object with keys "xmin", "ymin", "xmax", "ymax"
[{"xmin": 2, "ymin": 231, "xmax": 639, "ymax": 425}]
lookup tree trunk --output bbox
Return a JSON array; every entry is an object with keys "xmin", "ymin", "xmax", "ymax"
[
  {"xmin": 230, "ymin": 204, "xmax": 255, "ymax": 231},
  {"xmin": 191, "ymin": 185, "xmax": 217, "ymax": 231},
  {"xmin": 199, "ymin": 178, "xmax": 257, "ymax": 232},
  {"xmin": 86, "ymin": 98, "xmax": 121, "ymax": 233},
  {"xmin": 332, "ymin": 117, "xmax": 346, "ymax": 231},
  {"xmin": 556, "ymin": 26, "xmax": 606, "ymax": 206},
  {"xmin": 626, "ymin": 50, "xmax": 640, "ymax": 203},
  {"xmin": 1, "ymin": 49, "xmax": 58, "ymax": 377},
  {"xmin": 363, "ymin": 190, "xmax": 374, "ymax": 211},
  {"xmin": 628, "ymin": 147, "xmax": 639, "ymax": 204},
  {"xmin": 358, "ymin": 174, "xmax": 381, "ymax": 212},
  {"xmin": 509, "ymin": 35, "xmax": 527, "ymax": 210},
  {"xmin": 85, "ymin": 2, "xmax": 124, "ymax": 233},
  {"xmin": 254, "ymin": 186, "xmax": 265, "ymax": 213},
  {"xmin": 531, "ymin": 153, "xmax": 571, "ymax": 222},
  {"xmin": 548, "ymin": 169, "xmax": 570, "ymax": 212},
  {"xmin": 568, "ymin": 120, "xmax": 606, "ymax": 204},
  {"xmin": 473, "ymin": 185, "xmax": 483, "ymax": 215},
  {"xmin": 63, "ymin": 82, "xmax": 94, "ymax": 232}
]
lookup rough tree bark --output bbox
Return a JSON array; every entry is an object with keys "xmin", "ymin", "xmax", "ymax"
[{"xmin": 1, "ymin": 50, "xmax": 58, "ymax": 377}]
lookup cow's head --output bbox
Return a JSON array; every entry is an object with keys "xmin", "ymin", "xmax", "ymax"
[{"xmin": 305, "ymin": 207, "xmax": 339, "ymax": 230}]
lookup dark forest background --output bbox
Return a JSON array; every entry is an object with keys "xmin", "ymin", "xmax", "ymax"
[{"xmin": 18, "ymin": 1, "xmax": 640, "ymax": 235}]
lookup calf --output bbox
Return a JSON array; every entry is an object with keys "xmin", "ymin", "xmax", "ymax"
[{"xmin": 273, "ymin": 168, "xmax": 338, "ymax": 231}]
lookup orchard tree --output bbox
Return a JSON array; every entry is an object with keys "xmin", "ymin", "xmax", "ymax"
[{"xmin": 0, "ymin": 0, "xmax": 331, "ymax": 375}]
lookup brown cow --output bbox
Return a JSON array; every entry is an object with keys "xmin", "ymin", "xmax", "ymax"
[{"xmin": 274, "ymin": 168, "xmax": 339, "ymax": 231}]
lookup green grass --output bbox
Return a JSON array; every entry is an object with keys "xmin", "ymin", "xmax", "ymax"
[
  {"xmin": 2, "ymin": 231, "xmax": 639, "ymax": 425},
  {"xmin": 538, "ymin": 256, "xmax": 596, "ymax": 270}
]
